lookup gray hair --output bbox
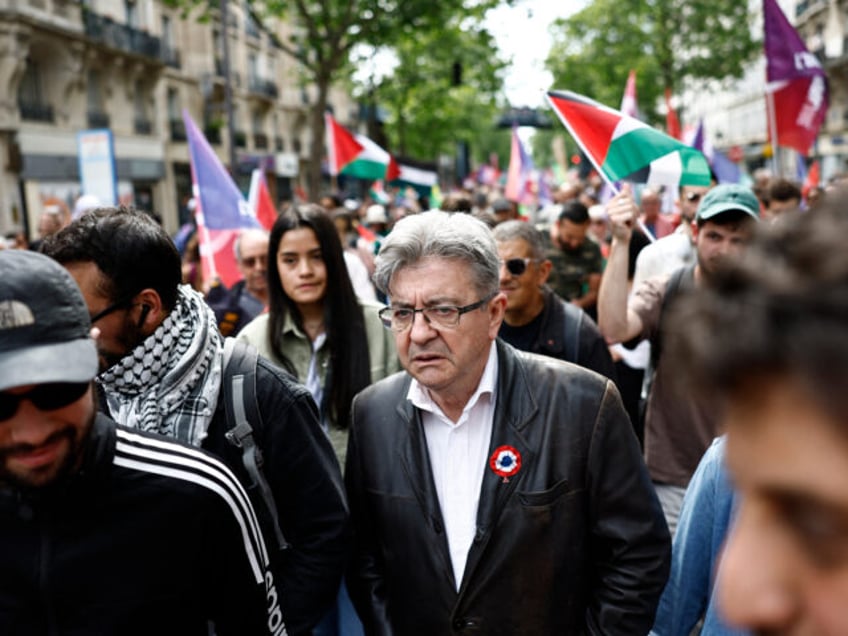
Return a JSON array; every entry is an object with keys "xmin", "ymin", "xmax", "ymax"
[
  {"xmin": 492, "ymin": 220, "xmax": 547, "ymax": 260},
  {"xmin": 373, "ymin": 210, "xmax": 499, "ymax": 296},
  {"xmin": 233, "ymin": 227, "xmax": 270, "ymax": 262}
]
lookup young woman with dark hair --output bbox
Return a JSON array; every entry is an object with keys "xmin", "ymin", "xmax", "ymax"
[{"xmin": 237, "ymin": 204, "xmax": 398, "ymax": 464}]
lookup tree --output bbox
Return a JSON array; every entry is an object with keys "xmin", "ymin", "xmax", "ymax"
[
  {"xmin": 371, "ymin": 17, "xmax": 508, "ymax": 172},
  {"xmin": 165, "ymin": 0, "xmax": 506, "ymax": 198},
  {"xmin": 546, "ymin": 0, "xmax": 759, "ymax": 127}
]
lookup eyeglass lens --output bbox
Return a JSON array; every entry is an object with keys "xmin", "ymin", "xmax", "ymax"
[{"xmin": 0, "ymin": 383, "xmax": 89, "ymax": 421}]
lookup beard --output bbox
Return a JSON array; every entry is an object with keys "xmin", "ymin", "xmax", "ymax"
[
  {"xmin": 99, "ymin": 314, "xmax": 146, "ymax": 372},
  {"xmin": 0, "ymin": 398, "xmax": 95, "ymax": 490}
]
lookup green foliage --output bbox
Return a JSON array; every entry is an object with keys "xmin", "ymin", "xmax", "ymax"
[
  {"xmin": 546, "ymin": 0, "xmax": 759, "ymax": 126},
  {"xmin": 372, "ymin": 18, "xmax": 509, "ymax": 164}
]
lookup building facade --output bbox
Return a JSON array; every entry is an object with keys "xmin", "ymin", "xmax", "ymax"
[
  {"xmin": 2, "ymin": 0, "xmax": 356, "ymax": 239},
  {"xmin": 688, "ymin": 0, "xmax": 848, "ymax": 181}
]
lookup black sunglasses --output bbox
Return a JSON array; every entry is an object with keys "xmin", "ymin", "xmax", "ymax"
[
  {"xmin": 499, "ymin": 258, "xmax": 535, "ymax": 277},
  {"xmin": 685, "ymin": 192, "xmax": 703, "ymax": 203},
  {"xmin": 0, "ymin": 383, "xmax": 90, "ymax": 421}
]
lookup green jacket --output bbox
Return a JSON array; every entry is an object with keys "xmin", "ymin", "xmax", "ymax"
[{"xmin": 236, "ymin": 299, "xmax": 400, "ymax": 468}]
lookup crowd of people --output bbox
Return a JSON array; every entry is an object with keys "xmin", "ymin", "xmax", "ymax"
[{"xmin": 2, "ymin": 166, "xmax": 848, "ymax": 635}]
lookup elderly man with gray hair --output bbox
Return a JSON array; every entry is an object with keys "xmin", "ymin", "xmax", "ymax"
[{"xmin": 345, "ymin": 210, "xmax": 669, "ymax": 635}]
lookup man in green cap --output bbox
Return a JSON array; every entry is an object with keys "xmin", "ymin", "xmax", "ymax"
[{"xmin": 597, "ymin": 184, "xmax": 760, "ymax": 535}]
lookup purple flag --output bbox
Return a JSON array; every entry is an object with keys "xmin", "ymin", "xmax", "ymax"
[
  {"xmin": 182, "ymin": 110, "xmax": 259, "ymax": 230},
  {"xmin": 763, "ymin": 0, "xmax": 829, "ymax": 155},
  {"xmin": 689, "ymin": 120, "xmax": 741, "ymax": 184}
]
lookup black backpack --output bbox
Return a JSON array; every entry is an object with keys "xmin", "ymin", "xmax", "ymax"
[{"xmin": 222, "ymin": 338, "xmax": 288, "ymax": 552}]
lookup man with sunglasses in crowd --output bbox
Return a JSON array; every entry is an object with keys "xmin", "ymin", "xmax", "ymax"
[
  {"xmin": 345, "ymin": 210, "xmax": 669, "ymax": 635},
  {"xmin": 0, "ymin": 250, "xmax": 278, "ymax": 635},
  {"xmin": 492, "ymin": 220, "xmax": 617, "ymax": 382},
  {"xmin": 41, "ymin": 207, "xmax": 349, "ymax": 636}
]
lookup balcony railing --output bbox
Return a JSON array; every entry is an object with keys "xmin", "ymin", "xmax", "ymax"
[
  {"xmin": 134, "ymin": 118, "xmax": 152, "ymax": 135},
  {"xmin": 83, "ymin": 8, "xmax": 162, "ymax": 61},
  {"xmin": 87, "ymin": 110, "xmax": 110, "ymax": 128},
  {"xmin": 170, "ymin": 119, "xmax": 187, "ymax": 141},
  {"xmin": 275, "ymin": 136, "xmax": 284, "ymax": 152},
  {"xmin": 19, "ymin": 101, "xmax": 54, "ymax": 122},
  {"xmin": 254, "ymin": 132, "xmax": 269, "ymax": 149},
  {"xmin": 248, "ymin": 77, "xmax": 279, "ymax": 99},
  {"xmin": 234, "ymin": 131, "xmax": 247, "ymax": 148},
  {"xmin": 161, "ymin": 46, "xmax": 181, "ymax": 69}
]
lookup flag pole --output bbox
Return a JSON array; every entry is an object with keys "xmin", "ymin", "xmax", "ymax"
[
  {"xmin": 543, "ymin": 94, "xmax": 655, "ymax": 242},
  {"xmin": 766, "ymin": 88, "xmax": 781, "ymax": 178}
]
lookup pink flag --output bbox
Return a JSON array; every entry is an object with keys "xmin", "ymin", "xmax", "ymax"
[
  {"xmin": 665, "ymin": 88, "xmax": 681, "ymax": 140},
  {"xmin": 620, "ymin": 70, "xmax": 638, "ymax": 119},
  {"xmin": 763, "ymin": 0, "xmax": 829, "ymax": 155},
  {"xmin": 504, "ymin": 126, "xmax": 534, "ymax": 203}
]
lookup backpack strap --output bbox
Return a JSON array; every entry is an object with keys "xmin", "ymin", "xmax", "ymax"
[
  {"xmin": 650, "ymin": 262, "xmax": 696, "ymax": 371},
  {"xmin": 222, "ymin": 337, "xmax": 289, "ymax": 551}
]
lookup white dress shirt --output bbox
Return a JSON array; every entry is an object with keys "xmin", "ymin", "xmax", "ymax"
[{"xmin": 408, "ymin": 342, "xmax": 498, "ymax": 590}]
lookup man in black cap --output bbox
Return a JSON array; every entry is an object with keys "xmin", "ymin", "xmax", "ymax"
[{"xmin": 0, "ymin": 250, "xmax": 278, "ymax": 635}]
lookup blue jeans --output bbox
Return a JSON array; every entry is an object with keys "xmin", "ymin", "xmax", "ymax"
[{"xmin": 313, "ymin": 579, "xmax": 364, "ymax": 636}]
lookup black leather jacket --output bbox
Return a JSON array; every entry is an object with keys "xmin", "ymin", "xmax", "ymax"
[
  {"xmin": 346, "ymin": 340, "xmax": 670, "ymax": 635},
  {"xmin": 0, "ymin": 414, "xmax": 274, "ymax": 635},
  {"xmin": 501, "ymin": 286, "xmax": 618, "ymax": 384}
]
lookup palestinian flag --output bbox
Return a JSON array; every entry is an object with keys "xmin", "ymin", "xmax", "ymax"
[
  {"xmin": 325, "ymin": 112, "xmax": 363, "ymax": 176},
  {"xmin": 324, "ymin": 112, "xmax": 400, "ymax": 180},
  {"xmin": 392, "ymin": 159, "xmax": 438, "ymax": 194},
  {"xmin": 546, "ymin": 90, "xmax": 711, "ymax": 187}
]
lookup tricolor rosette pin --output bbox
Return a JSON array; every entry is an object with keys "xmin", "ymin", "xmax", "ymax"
[{"xmin": 489, "ymin": 445, "xmax": 522, "ymax": 482}]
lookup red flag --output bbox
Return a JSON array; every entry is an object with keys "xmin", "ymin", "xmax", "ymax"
[
  {"xmin": 802, "ymin": 160, "xmax": 820, "ymax": 199},
  {"xmin": 325, "ymin": 112, "xmax": 364, "ymax": 175},
  {"xmin": 385, "ymin": 155, "xmax": 401, "ymax": 182},
  {"xmin": 665, "ymin": 88, "xmax": 681, "ymax": 140},
  {"xmin": 356, "ymin": 223, "xmax": 377, "ymax": 243},
  {"xmin": 248, "ymin": 169, "xmax": 277, "ymax": 230}
]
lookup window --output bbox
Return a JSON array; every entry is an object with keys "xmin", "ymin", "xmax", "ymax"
[
  {"xmin": 19, "ymin": 59, "xmax": 42, "ymax": 106},
  {"xmin": 125, "ymin": 0, "xmax": 138, "ymax": 29}
]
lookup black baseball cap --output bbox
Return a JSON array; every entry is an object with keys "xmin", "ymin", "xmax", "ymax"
[{"xmin": 0, "ymin": 250, "xmax": 97, "ymax": 391}]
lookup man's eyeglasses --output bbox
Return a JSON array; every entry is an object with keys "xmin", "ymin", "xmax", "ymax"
[
  {"xmin": 90, "ymin": 297, "xmax": 134, "ymax": 324},
  {"xmin": 499, "ymin": 258, "xmax": 535, "ymax": 277},
  {"xmin": 378, "ymin": 292, "xmax": 496, "ymax": 332},
  {"xmin": 685, "ymin": 192, "xmax": 703, "ymax": 203},
  {"xmin": 0, "ymin": 382, "xmax": 89, "ymax": 421},
  {"xmin": 241, "ymin": 255, "xmax": 267, "ymax": 269}
]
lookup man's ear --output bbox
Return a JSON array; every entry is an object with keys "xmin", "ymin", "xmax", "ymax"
[
  {"xmin": 537, "ymin": 259, "xmax": 553, "ymax": 286},
  {"xmin": 134, "ymin": 289, "xmax": 164, "ymax": 333}
]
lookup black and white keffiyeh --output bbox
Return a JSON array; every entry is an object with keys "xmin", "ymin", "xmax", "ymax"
[{"xmin": 98, "ymin": 285, "xmax": 223, "ymax": 446}]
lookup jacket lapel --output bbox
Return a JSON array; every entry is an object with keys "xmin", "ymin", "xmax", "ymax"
[{"xmin": 459, "ymin": 341, "xmax": 538, "ymax": 594}]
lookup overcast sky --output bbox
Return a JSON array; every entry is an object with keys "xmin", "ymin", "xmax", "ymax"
[{"xmin": 484, "ymin": 0, "xmax": 588, "ymax": 108}]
